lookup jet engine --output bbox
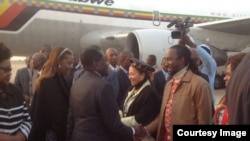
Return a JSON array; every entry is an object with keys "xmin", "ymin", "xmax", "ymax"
[
  {"xmin": 125, "ymin": 29, "xmax": 228, "ymax": 67},
  {"xmin": 125, "ymin": 29, "xmax": 178, "ymax": 66}
]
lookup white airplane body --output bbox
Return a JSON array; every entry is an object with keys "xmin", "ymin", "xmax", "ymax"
[{"xmin": 1, "ymin": 0, "xmax": 250, "ymax": 67}]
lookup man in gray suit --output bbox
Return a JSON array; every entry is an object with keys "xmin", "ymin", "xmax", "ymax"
[
  {"xmin": 67, "ymin": 46, "xmax": 146, "ymax": 141},
  {"xmin": 14, "ymin": 55, "xmax": 32, "ymax": 104}
]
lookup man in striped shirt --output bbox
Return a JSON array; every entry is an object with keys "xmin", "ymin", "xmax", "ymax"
[{"xmin": 0, "ymin": 42, "xmax": 32, "ymax": 140}]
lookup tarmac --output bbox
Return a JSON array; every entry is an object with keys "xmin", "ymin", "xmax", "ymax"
[{"xmin": 10, "ymin": 60, "xmax": 225, "ymax": 105}]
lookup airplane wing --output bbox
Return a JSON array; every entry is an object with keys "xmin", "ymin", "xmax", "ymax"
[{"xmin": 194, "ymin": 17, "xmax": 250, "ymax": 35}]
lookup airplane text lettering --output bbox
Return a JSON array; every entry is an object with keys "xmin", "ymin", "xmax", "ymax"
[{"xmin": 69, "ymin": 0, "xmax": 114, "ymax": 6}]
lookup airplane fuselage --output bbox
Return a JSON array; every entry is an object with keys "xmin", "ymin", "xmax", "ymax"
[{"xmin": 0, "ymin": 0, "xmax": 250, "ymax": 57}]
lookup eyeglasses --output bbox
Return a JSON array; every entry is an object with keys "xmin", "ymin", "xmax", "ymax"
[{"xmin": 0, "ymin": 67, "xmax": 12, "ymax": 73}]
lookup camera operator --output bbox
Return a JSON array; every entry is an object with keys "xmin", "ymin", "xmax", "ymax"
[{"xmin": 179, "ymin": 35, "xmax": 217, "ymax": 112}]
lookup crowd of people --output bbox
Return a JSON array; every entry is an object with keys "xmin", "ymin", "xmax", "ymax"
[{"xmin": 0, "ymin": 34, "xmax": 249, "ymax": 141}]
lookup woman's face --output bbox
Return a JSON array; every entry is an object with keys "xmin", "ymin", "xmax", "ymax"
[
  {"xmin": 129, "ymin": 66, "xmax": 145, "ymax": 86},
  {"xmin": 0, "ymin": 59, "xmax": 12, "ymax": 88},
  {"xmin": 59, "ymin": 54, "xmax": 74, "ymax": 76},
  {"xmin": 224, "ymin": 64, "xmax": 232, "ymax": 87}
]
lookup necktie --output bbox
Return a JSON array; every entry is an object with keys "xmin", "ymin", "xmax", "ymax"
[{"xmin": 164, "ymin": 79, "xmax": 179, "ymax": 141}]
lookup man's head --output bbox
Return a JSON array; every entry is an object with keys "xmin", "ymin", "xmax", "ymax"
[
  {"xmin": 105, "ymin": 47, "xmax": 118, "ymax": 67},
  {"xmin": 164, "ymin": 44, "xmax": 191, "ymax": 75},
  {"xmin": 118, "ymin": 51, "xmax": 134, "ymax": 71},
  {"xmin": 190, "ymin": 48, "xmax": 201, "ymax": 67},
  {"xmin": 161, "ymin": 57, "xmax": 168, "ymax": 72},
  {"xmin": 25, "ymin": 55, "xmax": 32, "ymax": 68},
  {"xmin": 81, "ymin": 45, "xmax": 109, "ymax": 76},
  {"xmin": 31, "ymin": 52, "xmax": 47, "ymax": 71},
  {"xmin": 146, "ymin": 54, "xmax": 157, "ymax": 67},
  {"xmin": 40, "ymin": 44, "xmax": 52, "ymax": 59}
]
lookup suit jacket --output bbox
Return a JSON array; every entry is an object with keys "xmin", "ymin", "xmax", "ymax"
[
  {"xmin": 65, "ymin": 65, "xmax": 82, "ymax": 88},
  {"xmin": 103, "ymin": 67, "xmax": 119, "ymax": 98},
  {"xmin": 197, "ymin": 71, "xmax": 209, "ymax": 83},
  {"xmin": 153, "ymin": 70, "xmax": 167, "ymax": 97},
  {"xmin": 30, "ymin": 69, "xmax": 39, "ymax": 104},
  {"xmin": 72, "ymin": 68, "xmax": 84, "ymax": 84},
  {"xmin": 67, "ymin": 71, "xmax": 133, "ymax": 141},
  {"xmin": 14, "ymin": 67, "xmax": 31, "ymax": 97},
  {"xmin": 29, "ymin": 73, "xmax": 70, "ymax": 141},
  {"xmin": 117, "ymin": 67, "xmax": 131, "ymax": 107},
  {"xmin": 156, "ymin": 70, "xmax": 212, "ymax": 141}
]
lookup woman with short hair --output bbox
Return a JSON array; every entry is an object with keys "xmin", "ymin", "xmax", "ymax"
[{"xmin": 0, "ymin": 42, "xmax": 31, "ymax": 140}]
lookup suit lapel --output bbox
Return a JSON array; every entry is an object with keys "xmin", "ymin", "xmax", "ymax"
[
  {"xmin": 160, "ymin": 71, "xmax": 166, "ymax": 83},
  {"xmin": 162, "ymin": 82, "xmax": 172, "ymax": 108}
]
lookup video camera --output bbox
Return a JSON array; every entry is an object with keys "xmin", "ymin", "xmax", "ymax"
[{"xmin": 167, "ymin": 17, "xmax": 193, "ymax": 39}]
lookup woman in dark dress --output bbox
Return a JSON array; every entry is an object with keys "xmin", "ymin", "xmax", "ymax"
[
  {"xmin": 120, "ymin": 58, "xmax": 161, "ymax": 141},
  {"xmin": 29, "ymin": 47, "xmax": 73, "ymax": 141}
]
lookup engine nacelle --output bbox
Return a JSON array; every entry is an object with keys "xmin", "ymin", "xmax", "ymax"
[
  {"xmin": 125, "ymin": 29, "xmax": 178, "ymax": 67},
  {"xmin": 125, "ymin": 29, "xmax": 228, "ymax": 67}
]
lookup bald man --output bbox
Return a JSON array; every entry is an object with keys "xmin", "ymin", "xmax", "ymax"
[{"xmin": 106, "ymin": 47, "xmax": 119, "ymax": 71}]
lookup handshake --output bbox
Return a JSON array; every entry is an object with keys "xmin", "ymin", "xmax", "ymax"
[{"xmin": 133, "ymin": 125, "xmax": 150, "ymax": 141}]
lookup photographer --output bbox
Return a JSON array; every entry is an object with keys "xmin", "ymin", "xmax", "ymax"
[{"xmin": 179, "ymin": 35, "xmax": 217, "ymax": 111}]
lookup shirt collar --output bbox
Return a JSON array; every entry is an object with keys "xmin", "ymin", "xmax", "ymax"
[
  {"xmin": 161, "ymin": 69, "xmax": 169, "ymax": 80},
  {"xmin": 109, "ymin": 64, "xmax": 119, "ymax": 71},
  {"xmin": 173, "ymin": 66, "xmax": 188, "ymax": 80},
  {"xmin": 130, "ymin": 80, "xmax": 150, "ymax": 95}
]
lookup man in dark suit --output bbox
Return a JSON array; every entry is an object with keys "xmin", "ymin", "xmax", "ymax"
[
  {"xmin": 65, "ymin": 53, "xmax": 81, "ymax": 87},
  {"xmin": 153, "ymin": 57, "xmax": 169, "ymax": 97},
  {"xmin": 29, "ymin": 52, "xmax": 47, "ymax": 106},
  {"xmin": 67, "ymin": 46, "xmax": 145, "ymax": 141},
  {"xmin": 14, "ymin": 55, "xmax": 32, "ymax": 104},
  {"xmin": 103, "ymin": 48, "xmax": 120, "ymax": 97},
  {"xmin": 117, "ymin": 51, "xmax": 134, "ymax": 107}
]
